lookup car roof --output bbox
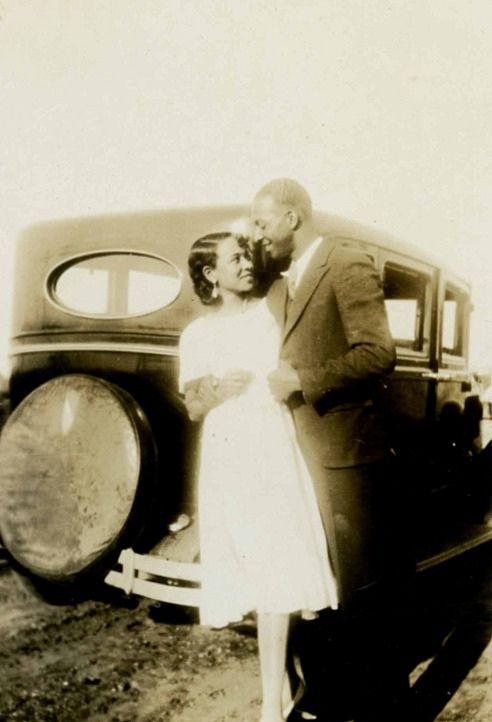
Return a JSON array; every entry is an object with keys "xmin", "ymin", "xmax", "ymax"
[
  {"xmin": 12, "ymin": 205, "xmax": 470, "ymax": 339},
  {"xmin": 17, "ymin": 204, "xmax": 469, "ymax": 289}
]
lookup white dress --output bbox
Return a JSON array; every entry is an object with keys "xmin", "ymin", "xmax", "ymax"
[{"xmin": 179, "ymin": 298, "xmax": 338, "ymax": 627}]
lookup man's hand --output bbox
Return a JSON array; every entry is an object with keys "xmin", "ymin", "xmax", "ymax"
[{"xmin": 268, "ymin": 360, "xmax": 302, "ymax": 402}]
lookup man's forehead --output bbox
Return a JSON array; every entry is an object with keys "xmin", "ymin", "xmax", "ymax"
[{"xmin": 252, "ymin": 193, "xmax": 281, "ymax": 218}]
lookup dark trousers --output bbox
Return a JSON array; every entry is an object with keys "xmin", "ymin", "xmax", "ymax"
[
  {"xmin": 290, "ymin": 604, "xmax": 412, "ymax": 722},
  {"xmin": 291, "ymin": 459, "xmax": 415, "ymax": 721}
]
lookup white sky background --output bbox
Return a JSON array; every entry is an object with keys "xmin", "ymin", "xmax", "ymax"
[{"xmin": 0, "ymin": 0, "xmax": 491, "ymax": 376}]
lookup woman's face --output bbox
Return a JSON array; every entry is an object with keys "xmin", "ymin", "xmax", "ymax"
[{"xmin": 208, "ymin": 236, "xmax": 254, "ymax": 295}]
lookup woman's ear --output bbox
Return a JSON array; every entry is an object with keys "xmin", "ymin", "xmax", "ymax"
[{"xmin": 203, "ymin": 265, "xmax": 217, "ymax": 285}]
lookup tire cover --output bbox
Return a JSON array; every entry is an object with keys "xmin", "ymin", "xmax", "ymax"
[{"xmin": 0, "ymin": 374, "xmax": 154, "ymax": 581}]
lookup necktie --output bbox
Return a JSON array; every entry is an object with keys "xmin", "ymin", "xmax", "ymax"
[
  {"xmin": 287, "ymin": 261, "xmax": 298, "ymax": 300},
  {"xmin": 285, "ymin": 261, "xmax": 297, "ymax": 320}
]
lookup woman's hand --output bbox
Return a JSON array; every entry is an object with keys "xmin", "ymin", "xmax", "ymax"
[
  {"xmin": 216, "ymin": 369, "xmax": 253, "ymax": 401},
  {"xmin": 183, "ymin": 371, "xmax": 253, "ymax": 422}
]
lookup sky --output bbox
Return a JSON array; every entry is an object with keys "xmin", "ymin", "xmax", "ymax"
[{"xmin": 1, "ymin": 0, "xmax": 491, "ymax": 376}]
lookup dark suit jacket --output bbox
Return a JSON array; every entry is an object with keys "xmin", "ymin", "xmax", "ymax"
[
  {"xmin": 268, "ymin": 237, "xmax": 400, "ymax": 607},
  {"xmin": 267, "ymin": 236, "xmax": 396, "ymax": 470}
]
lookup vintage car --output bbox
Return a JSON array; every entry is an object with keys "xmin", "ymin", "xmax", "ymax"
[{"xmin": 0, "ymin": 206, "xmax": 490, "ymax": 606}]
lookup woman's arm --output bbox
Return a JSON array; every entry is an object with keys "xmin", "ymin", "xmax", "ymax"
[
  {"xmin": 183, "ymin": 370, "xmax": 253, "ymax": 422},
  {"xmin": 183, "ymin": 375, "xmax": 220, "ymax": 422}
]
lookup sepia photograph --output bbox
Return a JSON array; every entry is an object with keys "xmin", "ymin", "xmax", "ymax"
[{"xmin": 0, "ymin": 2, "xmax": 491, "ymax": 721}]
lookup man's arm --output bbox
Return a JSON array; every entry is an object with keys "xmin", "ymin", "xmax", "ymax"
[{"xmin": 297, "ymin": 249, "xmax": 395, "ymax": 408}]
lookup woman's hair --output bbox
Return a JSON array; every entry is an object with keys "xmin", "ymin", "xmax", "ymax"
[{"xmin": 188, "ymin": 231, "xmax": 251, "ymax": 306}]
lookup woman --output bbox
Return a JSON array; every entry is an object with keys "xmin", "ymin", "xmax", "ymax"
[{"xmin": 179, "ymin": 230, "xmax": 337, "ymax": 722}]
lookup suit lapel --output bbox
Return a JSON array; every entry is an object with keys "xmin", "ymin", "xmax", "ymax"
[{"xmin": 282, "ymin": 236, "xmax": 337, "ymax": 343}]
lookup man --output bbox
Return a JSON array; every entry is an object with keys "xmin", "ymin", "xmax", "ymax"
[{"xmin": 252, "ymin": 179, "xmax": 410, "ymax": 722}]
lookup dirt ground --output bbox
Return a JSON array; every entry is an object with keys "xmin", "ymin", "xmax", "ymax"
[
  {"xmin": 0, "ymin": 546, "xmax": 491, "ymax": 722},
  {"xmin": 0, "ymin": 567, "xmax": 261, "ymax": 722}
]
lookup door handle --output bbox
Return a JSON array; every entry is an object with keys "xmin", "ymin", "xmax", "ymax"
[
  {"xmin": 421, "ymin": 371, "xmax": 453, "ymax": 381},
  {"xmin": 421, "ymin": 371, "xmax": 471, "ymax": 385}
]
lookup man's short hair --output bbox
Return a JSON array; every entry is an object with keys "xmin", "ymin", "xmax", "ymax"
[{"xmin": 255, "ymin": 178, "xmax": 312, "ymax": 221}]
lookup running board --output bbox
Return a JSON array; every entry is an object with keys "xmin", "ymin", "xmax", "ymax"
[{"xmin": 416, "ymin": 528, "xmax": 492, "ymax": 572}]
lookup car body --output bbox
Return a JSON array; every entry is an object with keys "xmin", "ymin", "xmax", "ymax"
[{"xmin": 0, "ymin": 206, "xmax": 490, "ymax": 605}]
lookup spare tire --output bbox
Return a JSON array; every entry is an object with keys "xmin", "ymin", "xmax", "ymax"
[{"xmin": 0, "ymin": 374, "xmax": 156, "ymax": 586}]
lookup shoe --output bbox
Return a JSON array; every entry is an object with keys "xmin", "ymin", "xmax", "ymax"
[
  {"xmin": 287, "ymin": 709, "xmax": 315, "ymax": 722},
  {"xmin": 287, "ymin": 707, "xmax": 353, "ymax": 722}
]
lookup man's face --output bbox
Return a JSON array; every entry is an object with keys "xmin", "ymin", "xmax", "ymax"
[{"xmin": 251, "ymin": 194, "xmax": 296, "ymax": 260}]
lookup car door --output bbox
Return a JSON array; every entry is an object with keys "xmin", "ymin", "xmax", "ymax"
[
  {"xmin": 379, "ymin": 252, "xmax": 450, "ymax": 562},
  {"xmin": 431, "ymin": 275, "xmax": 492, "ymax": 547},
  {"xmin": 382, "ymin": 255, "xmax": 490, "ymax": 566}
]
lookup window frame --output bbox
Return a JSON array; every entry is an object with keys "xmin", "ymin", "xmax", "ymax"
[
  {"xmin": 45, "ymin": 249, "xmax": 183, "ymax": 320},
  {"xmin": 380, "ymin": 253, "xmax": 435, "ymax": 366},
  {"xmin": 440, "ymin": 278, "xmax": 470, "ymax": 369}
]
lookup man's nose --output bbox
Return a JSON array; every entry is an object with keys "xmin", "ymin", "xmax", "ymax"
[{"xmin": 241, "ymin": 255, "xmax": 253, "ymax": 270}]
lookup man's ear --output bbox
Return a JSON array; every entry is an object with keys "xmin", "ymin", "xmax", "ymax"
[
  {"xmin": 203, "ymin": 265, "xmax": 217, "ymax": 285},
  {"xmin": 287, "ymin": 209, "xmax": 301, "ymax": 231}
]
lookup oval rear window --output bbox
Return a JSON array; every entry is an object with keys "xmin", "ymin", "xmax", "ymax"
[{"xmin": 49, "ymin": 252, "xmax": 182, "ymax": 318}]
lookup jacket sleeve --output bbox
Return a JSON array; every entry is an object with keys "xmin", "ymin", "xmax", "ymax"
[{"xmin": 297, "ymin": 249, "xmax": 396, "ymax": 408}]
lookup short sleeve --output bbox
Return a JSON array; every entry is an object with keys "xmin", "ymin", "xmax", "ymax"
[{"xmin": 178, "ymin": 319, "xmax": 211, "ymax": 393}]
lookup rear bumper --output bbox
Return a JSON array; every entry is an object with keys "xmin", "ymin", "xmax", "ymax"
[{"xmin": 105, "ymin": 549, "xmax": 201, "ymax": 607}]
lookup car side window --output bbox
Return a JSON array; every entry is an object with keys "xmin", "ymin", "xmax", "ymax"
[
  {"xmin": 442, "ymin": 284, "xmax": 465, "ymax": 358},
  {"xmin": 383, "ymin": 262, "xmax": 431, "ymax": 356},
  {"xmin": 48, "ymin": 252, "xmax": 182, "ymax": 318}
]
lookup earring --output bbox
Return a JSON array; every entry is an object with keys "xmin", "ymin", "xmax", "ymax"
[{"xmin": 211, "ymin": 281, "xmax": 219, "ymax": 299}]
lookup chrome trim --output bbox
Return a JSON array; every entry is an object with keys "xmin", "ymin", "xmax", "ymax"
[
  {"xmin": 393, "ymin": 364, "xmax": 434, "ymax": 374},
  {"xmin": 421, "ymin": 370, "xmax": 470, "ymax": 382},
  {"xmin": 10, "ymin": 341, "xmax": 178, "ymax": 357},
  {"xmin": 393, "ymin": 365, "xmax": 470, "ymax": 379},
  {"xmin": 421, "ymin": 370, "xmax": 454, "ymax": 381}
]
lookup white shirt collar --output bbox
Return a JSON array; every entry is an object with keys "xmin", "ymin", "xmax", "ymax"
[{"xmin": 291, "ymin": 235, "xmax": 323, "ymax": 289}]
